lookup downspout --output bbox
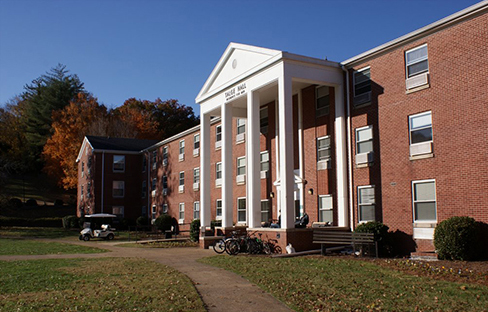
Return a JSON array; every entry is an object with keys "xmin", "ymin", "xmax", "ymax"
[
  {"xmin": 101, "ymin": 151, "xmax": 105, "ymax": 213},
  {"xmin": 342, "ymin": 65, "xmax": 354, "ymax": 231},
  {"xmin": 147, "ymin": 151, "xmax": 150, "ymax": 220}
]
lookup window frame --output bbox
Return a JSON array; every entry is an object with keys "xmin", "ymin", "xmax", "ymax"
[
  {"xmin": 112, "ymin": 206, "xmax": 124, "ymax": 218},
  {"xmin": 405, "ymin": 44, "xmax": 429, "ymax": 79},
  {"xmin": 179, "ymin": 171, "xmax": 185, "ymax": 186},
  {"xmin": 162, "ymin": 146, "xmax": 168, "ymax": 166},
  {"xmin": 318, "ymin": 195, "xmax": 333, "ymax": 223},
  {"xmin": 215, "ymin": 124, "xmax": 222, "ymax": 149},
  {"xmin": 409, "ymin": 111, "xmax": 433, "ymax": 145},
  {"xmin": 112, "ymin": 181, "xmax": 125, "ymax": 198},
  {"xmin": 355, "ymin": 125, "xmax": 373, "ymax": 155},
  {"xmin": 353, "ymin": 67, "xmax": 371, "ymax": 98},
  {"xmin": 193, "ymin": 201, "xmax": 200, "ymax": 220},
  {"xmin": 260, "ymin": 106, "xmax": 269, "ymax": 134},
  {"xmin": 317, "ymin": 135, "xmax": 331, "ymax": 162},
  {"xmin": 193, "ymin": 167, "xmax": 200, "ymax": 184},
  {"xmin": 179, "ymin": 203, "xmax": 185, "ymax": 222},
  {"xmin": 261, "ymin": 199, "xmax": 270, "ymax": 223},
  {"xmin": 412, "ymin": 179, "xmax": 437, "ymax": 223},
  {"xmin": 216, "ymin": 199, "xmax": 222, "ymax": 220},
  {"xmin": 260, "ymin": 151, "xmax": 269, "ymax": 173},
  {"xmin": 152, "ymin": 151, "xmax": 157, "ymax": 170},
  {"xmin": 215, "ymin": 162, "xmax": 222, "ymax": 186},
  {"xmin": 237, "ymin": 197, "xmax": 246, "ymax": 223},
  {"xmin": 358, "ymin": 185, "xmax": 375, "ymax": 222},
  {"xmin": 141, "ymin": 180, "xmax": 147, "ymax": 198},
  {"xmin": 113, "ymin": 155, "xmax": 125, "ymax": 173},
  {"xmin": 316, "ymin": 85, "xmax": 330, "ymax": 117}
]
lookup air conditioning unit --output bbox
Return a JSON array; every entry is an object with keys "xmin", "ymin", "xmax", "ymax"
[
  {"xmin": 215, "ymin": 141, "xmax": 222, "ymax": 149},
  {"xmin": 410, "ymin": 141, "xmax": 433, "ymax": 156},
  {"xmin": 178, "ymin": 185, "xmax": 184, "ymax": 193},
  {"xmin": 179, "ymin": 154, "xmax": 185, "ymax": 161},
  {"xmin": 215, "ymin": 178, "xmax": 222, "ymax": 187},
  {"xmin": 193, "ymin": 148, "xmax": 199, "ymax": 157},
  {"xmin": 236, "ymin": 174, "xmax": 246, "ymax": 184},
  {"xmin": 193, "ymin": 182, "xmax": 200, "ymax": 191},
  {"xmin": 236, "ymin": 133, "xmax": 245, "ymax": 143},
  {"xmin": 356, "ymin": 152, "xmax": 374, "ymax": 165},
  {"xmin": 317, "ymin": 159, "xmax": 331, "ymax": 171},
  {"xmin": 260, "ymin": 170, "xmax": 268, "ymax": 179},
  {"xmin": 406, "ymin": 73, "xmax": 429, "ymax": 90},
  {"xmin": 151, "ymin": 190, "xmax": 156, "ymax": 198}
]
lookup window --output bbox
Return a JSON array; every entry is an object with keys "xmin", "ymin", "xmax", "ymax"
[
  {"xmin": 162, "ymin": 175, "xmax": 168, "ymax": 189},
  {"xmin": 193, "ymin": 201, "xmax": 200, "ymax": 219},
  {"xmin": 412, "ymin": 180, "xmax": 436, "ymax": 222},
  {"xmin": 152, "ymin": 151, "xmax": 157, "ymax": 170},
  {"xmin": 162, "ymin": 204, "xmax": 168, "ymax": 214},
  {"xmin": 316, "ymin": 86, "xmax": 330, "ymax": 117},
  {"xmin": 87, "ymin": 183, "xmax": 91, "ymax": 198},
  {"xmin": 318, "ymin": 195, "xmax": 333, "ymax": 223},
  {"xmin": 152, "ymin": 205, "xmax": 157, "ymax": 220},
  {"xmin": 216, "ymin": 199, "xmax": 222, "ymax": 219},
  {"xmin": 112, "ymin": 206, "xmax": 124, "ymax": 218},
  {"xmin": 409, "ymin": 111, "xmax": 432, "ymax": 144},
  {"xmin": 179, "ymin": 140, "xmax": 185, "ymax": 161},
  {"xmin": 113, "ymin": 155, "xmax": 125, "ymax": 172},
  {"xmin": 216, "ymin": 162, "xmax": 222, "ymax": 186},
  {"xmin": 260, "ymin": 151, "xmax": 269, "ymax": 172},
  {"xmin": 179, "ymin": 171, "xmax": 185, "ymax": 193},
  {"xmin": 317, "ymin": 136, "xmax": 331, "ymax": 162},
  {"xmin": 237, "ymin": 156, "xmax": 246, "ymax": 184},
  {"xmin": 112, "ymin": 181, "xmax": 124, "ymax": 198},
  {"xmin": 142, "ymin": 156, "xmax": 147, "ymax": 172},
  {"xmin": 358, "ymin": 186, "xmax": 375, "ymax": 222},
  {"xmin": 193, "ymin": 134, "xmax": 200, "ymax": 156},
  {"xmin": 236, "ymin": 119, "xmax": 246, "ymax": 142},
  {"xmin": 215, "ymin": 125, "xmax": 222, "ymax": 149},
  {"xmin": 162, "ymin": 146, "xmax": 168, "ymax": 166},
  {"xmin": 179, "ymin": 203, "xmax": 185, "ymax": 222},
  {"xmin": 260, "ymin": 107, "xmax": 268, "ymax": 134},
  {"xmin": 354, "ymin": 67, "xmax": 371, "ymax": 106},
  {"xmin": 152, "ymin": 178, "xmax": 157, "ymax": 191},
  {"xmin": 406, "ymin": 44, "xmax": 428, "ymax": 78},
  {"xmin": 142, "ymin": 206, "xmax": 147, "ymax": 217},
  {"xmin": 80, "ymin": 185, "xmax": 84, "ymax": 199},
  {"xmin": 261, "ymin": 200, "xmax": 270, "ymax": 223},
  {"xmin": 193, "ymin": 168, "xmax": 200, "ymax": 190},
  {"xmin": 81, "ymin": 162, "xmax": 85, "ymax": 177},
  {"xmin": 237, "ymin": 198, "xmax": 246, "ymax": 223},
  {"xmin": 355, "ymin": 126, "xmax": 374, "ymax": 165},
  {"xmin": 141, "ymin": 180, "xmax": 147, "ymax": 198}
]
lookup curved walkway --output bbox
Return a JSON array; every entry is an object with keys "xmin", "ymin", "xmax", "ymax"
[{"xmin": 0, "ymin": 240, "xmax": 292, "ymax": 312}]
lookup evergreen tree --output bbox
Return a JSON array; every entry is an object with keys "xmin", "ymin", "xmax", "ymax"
[{"xmin": 20, "ymin": 64, "xmax": 85, "ymax": 169}]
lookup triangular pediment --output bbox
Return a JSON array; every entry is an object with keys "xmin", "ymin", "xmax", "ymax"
[{"xmin": 196, "ymin": 43, "xmax": 282, "ymax": 102}]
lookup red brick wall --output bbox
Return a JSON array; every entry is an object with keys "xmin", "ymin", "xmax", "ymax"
[{"xmin": 348, "ymin": 12, "xmax": 488, "ymax": 244}]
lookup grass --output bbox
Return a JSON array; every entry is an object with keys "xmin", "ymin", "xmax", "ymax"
[
  {"xmin": 0, "ymin": 257, "xmax": 206, "ymax": 312},
  {"xmin": 119, "ymin": 241, "xmax": 198, "ymax": 248},
  {"xmin": 0, "ymin": 238, "xmax": 107, "ymax": 255},
  {"xmin": 0, "ymin": 227, "xmax": 80, "ymax": 239},
  {"xmin": 200, "ymin": 256, "xmax": 488, "ymax": 312}
]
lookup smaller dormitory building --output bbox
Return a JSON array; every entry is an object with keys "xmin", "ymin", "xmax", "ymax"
[{"xmin": 77, "ymin": 1, "xmax": 488, "ymax": 255}]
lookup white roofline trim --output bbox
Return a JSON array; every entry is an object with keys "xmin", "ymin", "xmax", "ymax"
[
  {"xmin": 341, "ymin": 1, "xmax": 488, "ymax": 66},
  {"xmin": 76, "ymin": 137, "xmax": 94, "ymax": 163}
]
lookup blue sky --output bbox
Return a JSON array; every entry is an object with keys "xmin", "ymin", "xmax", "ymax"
[{"xmin": 0, "ymin": 0, "xmax": 481, "ymax": 116}]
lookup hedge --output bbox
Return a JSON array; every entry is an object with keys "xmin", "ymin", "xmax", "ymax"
[{"xmin": 0, "ymin": 216, "xmax": 62, "ymax": 227}]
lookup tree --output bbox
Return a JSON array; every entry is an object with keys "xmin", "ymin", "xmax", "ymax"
[
  {"xmin": 20, "ymin": 64, "xmax": 85, "ymax": 168},
  {"xmin": 114, "ymin": 98, "xmax": 199, "ymax": 141},
  {"xmin": 43, "ymin": 93, "xmax": 107, "ymax": 189}
]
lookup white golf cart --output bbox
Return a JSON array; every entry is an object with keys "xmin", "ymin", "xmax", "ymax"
[{"xmin": 79, "ymin": 213, "xmax": 117, "ymax": 241}]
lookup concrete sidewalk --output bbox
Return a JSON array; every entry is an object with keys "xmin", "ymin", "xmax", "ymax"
[{"xmin": 0, "ymin": 240, "xmax": 292, "ymax": 312}]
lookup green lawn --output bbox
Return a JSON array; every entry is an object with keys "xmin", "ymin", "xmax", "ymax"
[
  {"xmin": 0, "ymin": 238, "xmax": 107, "ymax": 255},
  {"xmin": 0, "ymin": 258, "xmax": 206, "ymax": 312},
  {"xmin": 200, "ymin": 256, "xmax": 488, "ymax": 312},
  {"xmin": 0, "ymin": 226, "xmax": 79, "ymax": 239}
]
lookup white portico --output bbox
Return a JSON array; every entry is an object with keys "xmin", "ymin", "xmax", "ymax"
[{"xmin": 196, "ymin": 43, "xmax": 347, "ymax": 235}]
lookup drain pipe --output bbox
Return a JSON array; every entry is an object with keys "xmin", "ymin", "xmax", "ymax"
[
  {"xmin": 342, "ymin": 65, "xmax": 354, "ymax": 231},
  {"xmin": 101, "ymin": 151, "xmax": 105, "ymax": 213}
]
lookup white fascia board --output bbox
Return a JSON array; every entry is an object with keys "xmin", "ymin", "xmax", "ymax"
[
  {"xmin": 196, "ymin": 43, "xmax": 282, "ymax": 103},
  {"xmin": 76, "ymin": 137, "xmax": 93, "ymax": 163},
  {"xmin": 342, "ymin": 1, "xmax": 488, "ymax": 67},
  {"xmin": 92, "ymin": 150, "xmax": 142, "ymax": 155}
]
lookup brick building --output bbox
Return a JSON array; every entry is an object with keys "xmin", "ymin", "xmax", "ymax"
[{"xmin": 77, "ymin": 1, "xmax": 488, "ymax": 254}]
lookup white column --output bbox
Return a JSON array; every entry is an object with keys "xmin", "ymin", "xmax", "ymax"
[
  {"xmin": 278, "ymin": 71, "xmax": 295, "ymax": 229},
  {"xmin": 298, "ymin": 90, "xmax": 304, "ymax": 217},
  {"xmin": 334, "ymin": 85, "xmax": 348, "ymax": 227},
  {"xmin": 247, "ymin": 91, "xmax": 261, "ymax": 228},
  {"xmin": 200, "ymin": 113, "xmax": 211, "ymax": 229},
  {"xmin": 222, "ymin": 102, "xmax": 234, "ymax": 228}
]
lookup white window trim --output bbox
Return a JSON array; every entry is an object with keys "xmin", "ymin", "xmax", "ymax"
[
  {"xmin": 179, "ymin": 203, "xmax": 185, "ymax": 224},
  {"xmin": 216, "ymin": 199, "xmax": 222, "ymax": 220},
  {"xmin": 358, "ymin": 185, "xmax": 375, "ymax": 223},
  {"xmin": 236, "ymin": 119, "xmax": 246, "ymax": 143},
  {"xmin": 355, "ymin": 125, "xmax": 374, "ymax": 165},
  {"xmin": 317, "ymin": 135, "xmax": 331, "ymax": 170},
  {"xmin": 179, "ymin": 140, "xmax": 185, "ymax": 161},
  {"xmin": 193, "ymin": 201, "xmax": 200, "ymax": 220},
  {"xmin": 162, "ymin": 204, "xmax": 168, "ymax": 214},
  {"xmin": 152, "ymin": 151, "xmax": 157, "ymax": 170},
  {"xmin": 162, "ymin": 146, "xmax": 168, "ymax": 166},
  {"xmin": 237, "ymin": 197, "xmax": 246, "ymax": 224},
  {"xmin": 215, "ymin": 162, "xmax": 222, "ymax": 187},
  {"xmin": 215, "ymin": 125, "xmax": 222, "ymax": 149},
  {"xmin": 318, "ymin": 195, "xmax": 333, "ymax": 223},
  {"xmin": 193, "ymin": 133, "xmax": 200, "ymax": 156},
  {"xmin": 260, "ymin": 106, "xmax": 268, "ymax": 134},
  {"xmin": 260, "ymin": 151, "xmax": 269, "ymax": 179},
  {"xmin": 412, "ymin": 179, "xmax": 437, "ymax": 223},
  {"xmin": 179, "ymin": 171, "xmax": 185, "ymax": 193},
  {"xmin": 236, "ymin": 156, "xmax": 246, "ymax": 184},
  {"xmin": 193, "ymin": 167, "xmax": 200, "ymax": 190},
  {"xmin": 260, "ymin": 199, "xmax": 270, "ymax": 223},
  {"xmin": 113, "ymin": 155, "xmax": 125, "ymax": 173},
  {"xmin": 353, "ymin": 67, "xmax": 372, "ymax": 106},
  {"xmin": 316, "ymin": 85, "xmax": 330, "ymax": 117},
  {"xmin": 405, "ymin": 44, "xmax": 429, "ymax": 79}
]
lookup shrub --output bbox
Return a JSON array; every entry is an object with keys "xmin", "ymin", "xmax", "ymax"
[
  {"xmin": 354, "ymin": 221, "xmax": 392, "ymax": 257},
  {"xmin": 190, "ymin": 219, "xmax": 200, "ymax": 242},
  {"xmin": 136, "ymin": 216, "xmax": 149, "ymax": 226},
  {"xmin": 25, "ymin": 198, "xmax": 38, "ymax": 207},
  {"xmin": 62, "ymin": 215, "xmax": 79, "ymax": 229},
  {"xmin": 154, "ymin": 214, "xmax": 173, "ymax": 232},
  {"xmin": 434, "ymin": 216, "xmax": 485, "ymax": 261},
  {"xmin": 54, "ymin": 199, "xmax": 64, "ymax": 206},
  {"xmin": 8, "ymin": 198, "xmax": 23, "ymax": 209}
]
